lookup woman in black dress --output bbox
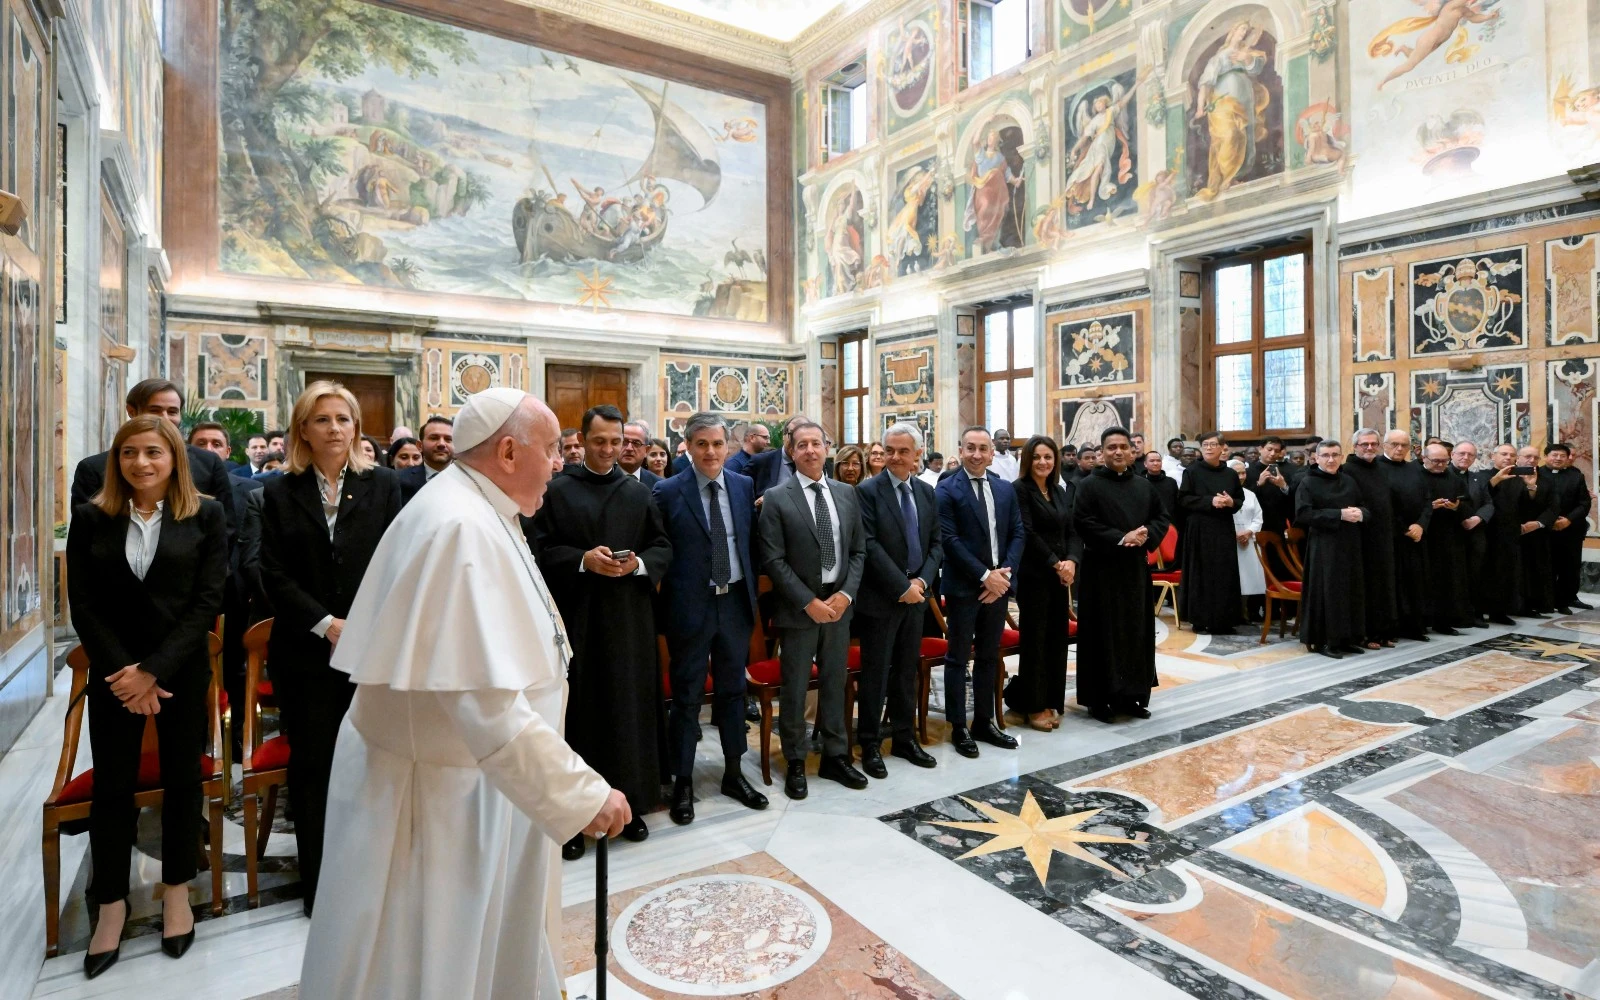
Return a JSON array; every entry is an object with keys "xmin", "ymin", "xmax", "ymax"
[
  {"xmin": 260, "ymin": 381, "xmax": 402, "ymax": 915},
  {"xmin": 67, "ymin": 415, "xmax": 229, "ymax": 977},
  {"xmin": 1004, "ymin": 435, "xmax": 1081, "ymax": 731}
]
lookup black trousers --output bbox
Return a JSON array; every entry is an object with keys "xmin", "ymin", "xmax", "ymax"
[
  {"xmin": 1006, "ymin": 573, "xmax": 1071, "ymax": 715},
  {"xmin": 86, "ymin": 665, "xmax": 207, "ymax": 904},
  {"xmin": 856, "ymin": 601, "xmax": 921, "ymax": 746},
  {"xmin": 943, "ymin": 593, "xmax": 1006, "ymax": 728},
  {"xmin": 666, "ymin": 589, "xmax": 753, "ymax": 778},
  {"xmin": 1552, "ymin": 526, "xmax": 1586, "ymax": 606},
  {"xmin": 272, "ymin": 661, "xmax": 354, "ymax": 904}
]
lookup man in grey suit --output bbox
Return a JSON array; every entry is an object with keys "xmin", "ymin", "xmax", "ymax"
[{"xmin": 758, "ymin": 420, "xmax": 868, "ymax": 800}]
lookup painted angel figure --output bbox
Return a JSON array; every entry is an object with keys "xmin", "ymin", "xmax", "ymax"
[
  {"xmin": 1553, "ymin": 76, "xmax": 1600, "ymax": 135},
  {"xmin": 1193, "ymin": 21, "xmax": 1270, "ymax": 202},
  {"xmin": 1368, "ymin": 0, "xmax": 1503, "ymax": 90},
  {"xmin": 1064, "ymin": 79, "xmax": 1138, "ymax": 216},
  {"xmin": 886, "ymin": 167, "xmax": 936, "ymax": 271}
]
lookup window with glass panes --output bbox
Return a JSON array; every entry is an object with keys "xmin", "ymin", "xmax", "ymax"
[
  {"xmin": 838, "ymin": 332, "xmax": 870, "ymax": 446},
  {"xmin": 1201, "ymin": 246, "xmax": 1312, "ymax": 438},
  {"xmin": 977, "ymin": 301, "xmax": 1035, "ymax": 438}
]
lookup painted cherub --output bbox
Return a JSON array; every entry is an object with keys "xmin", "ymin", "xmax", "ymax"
[
  {"xmin": 1553, "ymin": 75, "xmax": 1600, "ymax": 133},
  {"xmin": 1369, "ymin": 0, "xmax": 1503, "ymax": 90}
]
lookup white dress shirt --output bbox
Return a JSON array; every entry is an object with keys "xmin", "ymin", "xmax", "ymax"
[
  {"xmin": 796, "ymin": 471, "xmax": 843, "ymax": 587},
  {"xmin": 968, "ymin": 472, "xmax": 1000, "ymax": 574},
  {"xmin": 310, "ymin": 465, "xmax": 348, "ymax": 638},
  {"xmin": 917, "ymin": 468, "xmax": 940, "ymax": 487},
  {"xmin": 989, "ymin": 451, "xmax": 1020, "ymax": 482},
  {"xmin": 125, "ymin": 502, "xmax": 163, "ymax": 580},
  {"xmin": 1168, "ymin": 462, "xmax": 1185, "ymax": 488},
  {"xmin": 424, "ymin": 462, "xmax": 444, "ymax": 481}
]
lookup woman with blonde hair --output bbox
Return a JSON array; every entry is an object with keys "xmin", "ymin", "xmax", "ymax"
[
  {"xmin": 260, "ymin": 381, "xmax": 402, "ymax": 915},
  {"xmin": 866, "ymin": 441, "xmax": 888, "ymax": 479},
  {"xmin": 67, "ymin": 415, "xmax": 229, "ymax": 977},
  {"xmin": 833, "ymin": 444, "xmax": 867, "ymax": 486}
]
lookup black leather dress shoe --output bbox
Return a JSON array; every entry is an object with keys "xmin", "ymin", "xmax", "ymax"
[
  {"xmin": 161, "ymin": 928, "xmax": 196, "ymax": 959},
  {"xmin": 950, "ymin": 727, "xmax": 980, "ymax": 758},
  {"xmin": 745, "ymin": 696, "xmax": 761, "ymax": 722},
  {"xmin": 859, "ymin": 745, "xmax": 888, "ymax": 779},
  {"xmin": 1316, "ymin": 645, "xmax": 1345, "ymax": 659},
  {"xmin": 971, "ymin": 721, "xmax": 1018, "ymax": 750},
  {"xmin": 1488, "ymin": 614, "xmax": 1516, "ymax": 625},
  {"xmin": 83, "ymin": 946, "xmax": 120, "ymax": 979},
  {"xmin": 1574, "ymin": 599, "xmax": 1594, "ymax": 610},
  {"xmin": 670, "ymin": 781, "xmax": 695, "ymax": 825},
  {"xmin": 621, "ymin": 816, "xmax": 650, "ymax": 843},
  {"xmin": 1433, "ymin": 626, "xmax": 1462, "ymax": 636},
  {"xmin": 720, "ymin": 773, "xmax": 768, "ymax": 810},
  {"xmin": 562, "ymin": 833, "xmax": 586, "ymax": 861},
  {"xmin": 784, "ymin": 760, "xmax": 808, "ymax": 800},
  {"xmin": 1089, "ymin": 705, "xmax": 1116, "ymax": 724},
  {"xmin": 890, "ymin": 739, "xmax": 937, "ymax": 768},
  {"xmin": 1334, "ymin": 644, "xmax": 1366, "ymax": 655},
  {"xmin": 818, "ymin": 755, "xmax": 869, "ymax": 789},
  {"xmin": 1121, "ymin": 705, "xmax": 1152, "ymax": 719},
  {"xmin": 1556, "ymin": 606, "xmax": 1573, "ymax": 616}
]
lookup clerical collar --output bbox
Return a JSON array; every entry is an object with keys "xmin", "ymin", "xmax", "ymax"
[
  {"xmin": 1094, "ymin": 465, "xmax": 1133, "ymax": 480},
  {"xmin": 1308, "ymin": 466, "xmax": 1339, "ymax": 479},
  {"xmin": 454, "ymin": 463, "xmax": 519, "ymax": 521},
  {"xmin": 581, "ymin": 461, "xmax": 620, "ymax": 478}
]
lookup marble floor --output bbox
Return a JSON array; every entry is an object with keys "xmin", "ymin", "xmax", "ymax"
[{"xmin": 6, "ymin": 603, "xmax": 1600, "ymax": 1000}]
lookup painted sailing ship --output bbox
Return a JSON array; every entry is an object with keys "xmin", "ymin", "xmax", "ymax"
[{"xmin": 512, "ymin": 79, "xmax": 722, "ymax": 264}]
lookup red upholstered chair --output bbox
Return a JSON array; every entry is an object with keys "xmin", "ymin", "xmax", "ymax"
[
  {"xmin": 746, "ymin": 577, "xmax": 856, "ymax": 785},
  {"xmin": 240, "ymin": 619, "xmax": 286, "ymax": 907},
  {"xmin": 1148, "ymin": 525, "xmax": 1182, "ymax": 627},
  {"xmin": 917, "ymin": 598, "xmax": 1012, "ymax": 742},
  {"xmin": 1255, "ymin": 531, "xmax": 1303, "ymax": 644},
  {"xmin": 41, "ymin": 639, "xmax": 228, "ymax": 957}
]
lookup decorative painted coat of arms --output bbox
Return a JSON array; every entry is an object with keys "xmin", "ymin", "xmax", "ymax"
[
  {"xmin": 1059, "ymin": 313, "xmax": 1135, "ymax": 386},
  {"xmin": 1410, "ymin": 249, "xmax": 1524, "ymax": 355}
]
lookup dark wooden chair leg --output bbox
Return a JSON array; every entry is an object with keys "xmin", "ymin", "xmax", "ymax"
[
  {"xmin": 209, "ymin": 794, "xmax": 225, "ymax": 915},
  {"xmin": 1260, "ymin": 597, "xmax": 1272, "ymax": 644},
  {"xmin": 994, "ymin": 659, "xmax": 1006, "ymax": 730},
  {"xmin": 917, "ymin": 661, "xmax": 930, "ymax": 746},
  {"xmin": 244, "ymin": 792, "xmax": 260, "ymax": 908},
  {"xmin": 844, "ymin": 675, "xmax": 856, "ymax": 751},
  {"xmin": 759, "ymin": 690, "xmax": 774, "ymax": 786},
  {"xmin": 42, "ymin": 821, "xmax": 60, "ymax": 958},
  {"xmin": 257, "ymin": 785, "xmax": 278, "ymax": 860}
]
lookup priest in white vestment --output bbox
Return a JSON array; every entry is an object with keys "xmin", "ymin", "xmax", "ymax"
[{"xmin": 300, "ymin": 388, "xmax": 631, "ymax": 999}]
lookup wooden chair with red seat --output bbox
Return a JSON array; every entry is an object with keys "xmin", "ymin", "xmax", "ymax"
[
  {"xmin": 916, "ymin": 598, "xmax": 1014, "ymax": 741},
  {"xmin": 1254, "ymin": 531, "xmax": 1303, "ymax": 644},
  {"xmin": 240, "ymin": 619, "xmax": 287, "ymax": 908},
  {"xmin": 41, "ymin": 638, "xmax": 229, "ymax": 957},
  {"xmin": 1148, "ymin": 525, "xmax": 1182, "ymax": 627},
  {"xmin": 1282, "ymin": 525, "xmax": 1307, "ymax": 577},
  {"xmin": 745, "ymin": 577, "xmax": 856, "ymax": 785}
]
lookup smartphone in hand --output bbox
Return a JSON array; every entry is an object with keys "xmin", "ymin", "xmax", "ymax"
[{"xmin": 610, "ymin": 549, "xmax": 634, "ymax": 561}]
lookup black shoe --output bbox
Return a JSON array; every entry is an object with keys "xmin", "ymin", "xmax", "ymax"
[
  {"xmin": 1487, "ymin": 614, "xmax": 1516, "ymax": 625},
  {"xmin": 950, "ymin": 727, "xmax": 980, "ymax": 758},
  {"xmin": 1556, "ymin": 606, "xmax": 1573, "ymax": 616},
  {"xmin": 1120, "ymin": 705, "xmax": 1151, "ymax": 719},
  {"xmin": 161, "ymin": 928, "xmax": 196, "ymax": 959},
  {"xmin": 784, "ymin": 760, "xmax": 808, "ymax": 800},
  {"xmin": 1315, "ymin": 645, "xmax": 1345, "ymax": 659},
  {"xmin": 745, "ymin": 696, "xmax": 761, "ymax": 722},
  {"xmin": 1433, "ymin": 626, "xmax": 1462, "ymax": 636},
  {"xmin": 562, "ymin": 833, "xmax": 586, "ymax": 861},
  {"xmin": 818, "ymin": 755, "xmax": 869, "ymax": 789},
  {"xmin": 859, "ymin": 745, "xmax": 888, "ymax": 779},
  {"xmin": 1334, "ymin": 644, "xmax": 1366, "ymax": 655},
  {"xmin": 720, "ymin": 772, "xmax": 768, "ymax": 810},
  {"xmin": 890, "ymin": 739, "xmax": 937, "ymax": 768},
  {"xmin": 83, "ymin": 946, "xmax": 120, "ymax": 979},
  {"xmin": 669, "ymin": 781, "xmax": 695, "ymax": 825},
  {"xmin": 971, "ymin": 721, "xmax": 1018, "ymax": 750},
  {"xmin": 1089, "ymin": 705, "xmax": 1116, "ymax": 724},
  {"xmin": 1574, "ymin": 599, "xmax": 1593, "ymax": 610},
  {"xmin": 1523, "ymin": 611, "xmax": 1551, "ymax": 619},
  {"xmin": 693, "ymin": 724, "xmax": 703, "ymax": 743},
  {"xmin": 621, "ymin": 816, "xmax": 649, "ymax": 843}
]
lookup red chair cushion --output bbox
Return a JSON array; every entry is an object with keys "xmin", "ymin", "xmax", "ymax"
[
  {"xmin": 1151, "ymin": 571, "xmax": 1182, "ymax": 584},
  {"xmin": 1067, "ymin": 619, "xmax": 1078, "ymax": 637},
  {"xmin": 660, "ymin": 664, "xmax": 716, "ymax": 698},
  {"xmin": 219, "ymin": 690, "xmax": 229, "ymax": 714},
  {"xmin": 920, "ymin": 637, "xmax": 948, "ymax": 657},
  {"xmin": 1280, "ymin": 581, "xmax": 1303, "ymax": 593},
  {"xmin": 56, "ymin": 751, "xmax": 218, "ymax": 805},
  {"xmin": 1001, "ymin": 628, "xmax": 1021, "ymax": 648},
  {"xmin": 251, "ymin": 735, "xmax": 291, "ymax": 772},
  {"xmin": 847, "ymin": 645, "xmax": 861, "ymax": 669},
  {"xmin": 257, "ymin": 679, "xmax": 274, "ymax": 699}
]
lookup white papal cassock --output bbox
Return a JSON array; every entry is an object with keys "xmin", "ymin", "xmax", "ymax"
[{"xmin": 299, "ymin": 461, "xmax": 610, "ymax": 999}]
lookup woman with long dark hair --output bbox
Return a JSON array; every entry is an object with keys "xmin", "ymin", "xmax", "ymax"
[
  {"xmin": 1004, "ymin": 435, "xmax": 1081, "ymax": 731},
  {"xmin": 67, "ymin": 415, "xmax": 228, "ymax": 977},
  {"xmin": 386, "ymin": 436, "xmax": 423, "ymax": 469},
  {"xmin": 260, "ymin": 381, "xmax": 402, "ymax": 915}
]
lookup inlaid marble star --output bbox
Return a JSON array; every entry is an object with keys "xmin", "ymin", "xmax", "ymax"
[
  {"xmin": 932, "ymin": 791, "xmax": 1141, "ymax": 887},
  {"xmin": 1505, "ymin": 638, "xmax": 1600, "ymax": 662},
  {"xmin": 1420, "ymin": 377, "xmax": 1443, "ymax": 399},
  {"xmin": 577, "ymin": 267, "xmax": 614, "ymax": 313}
]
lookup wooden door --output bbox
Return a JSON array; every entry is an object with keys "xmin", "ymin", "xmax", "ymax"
[
  {"xmin": 545, "ymin": 364, "xmax": 630, "ymax": 433},
  {"xmin": 305, "ymin": 372, "xmax": 395, "ymax": 440}
]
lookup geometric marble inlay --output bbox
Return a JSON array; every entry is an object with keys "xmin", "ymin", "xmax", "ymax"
[
  {"xmin": 1067, "ymin": 706, "xmax": 1412, "ymax": 828},
  {"xmin": 1218, "ymin": 803, "xmax": 1404, "ymax": 916},
  {"xmin": 1349, "ymin": 651, "xmax": 1579, "ymax": 719}
]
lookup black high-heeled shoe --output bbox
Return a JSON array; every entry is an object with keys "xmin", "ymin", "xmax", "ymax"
[
  {"xmin": 84, "ymin": 900, "xmax": 128, "ymax": 979},
  {"xmin": 161, "ymin": 890, "xmax": 197, "ymax": 958}
]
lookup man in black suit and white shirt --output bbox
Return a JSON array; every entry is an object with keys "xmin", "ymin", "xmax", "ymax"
[
  {"xmin": 757, "ymin": 420, "xmax": 868, "ymax": 800},
  {"xmin": 855, "ymin": 423, "xmax": 942, "ymax": 776},
  {"xmin": 397, "ymin": 415, "xmax": 454, "ymax": 505},
  {"xmin": 619, "ymin": 420, "xmax": 664, "ymax": 489}
]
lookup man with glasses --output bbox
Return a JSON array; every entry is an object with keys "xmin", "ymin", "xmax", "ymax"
[
  {"xmin": 1176, "ymin": 431, "xmax": 1243, "ymax": 635},
  {"xmin": 1542, "ymin": 443, "xmax": 1593, "ymax": 614},
  {"xmin": 1379, "ymin": 430, "xmax": 1434, "ymax": 641},
  {"xmin": 1420, "ymin": 442, "xmax": 1472, "ymax": 635},
  {"xmin": 1294, "ymin": 440, "xmax": 1368, "ymax": 658},
  {"xmin": 725, "ymin": 421, "xmax": 769, "ymax": 476},
  {"xmin": 618, "ymin": 420, "xmax": 663, "ymax": 488}
]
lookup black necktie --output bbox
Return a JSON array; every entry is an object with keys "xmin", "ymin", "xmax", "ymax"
[
  {"xmin": 707, "ymin": 481, "xmax": 730, "ymax": 587},
  {"xmin": 900, "ymin": 481, "xmax": 922, "ymax": 573},
  {"xmin": 970, "ymin": 476, "xmax": 994, "ymax": 567},
  {"xmin": 810, "ymin": 482, "xmax": 836, "ymax": 572}
]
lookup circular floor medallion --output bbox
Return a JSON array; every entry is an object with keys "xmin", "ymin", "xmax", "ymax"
[{"xmin": 611, "ymin": 874, "xmax": 832, "ymax": 995}]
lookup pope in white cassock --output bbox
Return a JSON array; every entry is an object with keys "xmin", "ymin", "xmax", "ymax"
[{"xmin": 299, "ymin": 387, "xmax": 631, "ymax": 999}]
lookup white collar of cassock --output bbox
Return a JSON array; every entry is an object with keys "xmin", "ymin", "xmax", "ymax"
[{"xmin": 454, "ymin": 463, "xmax": 521, "ymax": 522}]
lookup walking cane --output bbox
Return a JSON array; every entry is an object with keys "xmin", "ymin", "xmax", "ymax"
[{"xmin": 595, "ymin": 834, "xmax": 609, "ymax": 1000}]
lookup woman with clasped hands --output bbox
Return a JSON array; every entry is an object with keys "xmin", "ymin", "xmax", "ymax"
[{"xmin": 67, "ymin": 415, "xmax": 229, "ymax": 978}]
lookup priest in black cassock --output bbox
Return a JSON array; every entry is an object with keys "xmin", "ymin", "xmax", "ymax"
[
  {"xmin": 1542, "ymin": 443, "xmax": 1592, "ymax": 614},
  {"xmin": 1379, "ymin": 430, "xmax": 1432, "ymax": 641},
  {"xmin": 1420, "ymin": 443, "xmax": 1472, "ymax": 634},
  {"xmin": 1072, "ymin": 427, "xmax": 1169, "ymax": 723},
  {"xmin": 1472, "ymin": 444, "xmax": 1524, "ymax": 624},
  {"xmin": 1516, "ymin": 445, "xmax": 1559, "ymax": 615},
  {"xmin": 1142, "ymin": 451, "xmax": 1181, "ymax": 527},
  {"xmin": 1295, "ymin": 441, "xmax": 1367, "ymax": 658},
  {"xmin": 534, "ymin": 404, "xmax": 673, "ymax": 858},
  {"xmin": 1177, "ymin": 431, "xmax": 1244, "ymax": 634},
  {"xmin": 1344, "ymin": 430, "xmax": 1398, "ymax": 647},
  {"xmin": 1453, "ymin": 441, "xmax": 1492, "ymax": 625},
  {"xmin": 1244, "ymin": 437, "xmax": 1295, "ymax": 536}
]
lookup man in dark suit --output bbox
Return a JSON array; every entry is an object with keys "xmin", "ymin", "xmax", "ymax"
[
  {"xmin": 619, "ymin": 420, "xmax": 663, "ymax": 489},
  {"xmin": 935, "ymin": 426, "xmax": 1024, "ymax": 758},
  {"xmin": 397, "ymin": 415, "xmax": 454, "ymax": 505},
  {"xmin": 757, "ymin": 420, "xmax": 867, "ymax": 799},
  {"xmin": 235, "ymin": 433, "xmax": 270, "ymax": 478},
  {"xmin": 747, "ymin": 414, "xmax": 811, "ymax": 498},
  {"xmin": 1543, "ymin": 442, "xmax": 1593, "ymax": 614},
  {"xmin": 72, "ymin": 378, "xmax": 237, "ymax": 542},
  {"xmin": 725, "ymin": 421, "xmax": 769, "ymax": 477},
  {"xmin": 653, "ymin": 412, "xmax": 769, "ymax": 824},
  {"xmin": 855, "ymin": 423, "xmax": 942, "ymax": 776}
]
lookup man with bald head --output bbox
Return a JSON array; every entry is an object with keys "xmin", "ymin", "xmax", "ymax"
[
  {"xmin": 1469, "ymin": 444, "xmax": 1526, "ymax": 623},
  {"xmin": 301, "ymin": 388, "xmax": 629, "ymax": 999},
  {"xmin": 1420, "ymin": 442, "xmax": 1471, "ymax": 634},
  {"xmin": 1517, "ymin": 445, "xmax": 1560, "ymax": 615},
  {"xmin": 1343, "ymin": 429, "xmax": 1397, "ymax": 646},
  {"xmin": 1379, "ymin": 430, "xmax": 1434, "ymax": 641}
]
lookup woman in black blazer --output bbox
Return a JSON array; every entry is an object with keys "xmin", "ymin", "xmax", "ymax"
[
  {"xmin": 1004, "ymin": 435, "xmax": 1082, "ymax": 732},
  {"xmin": 260, "ymin": 382, "xmax": 402, "ymax": 916},
  {"xmin": 67, "ymin": 415, "xmax": 228, "ymax": 977}
]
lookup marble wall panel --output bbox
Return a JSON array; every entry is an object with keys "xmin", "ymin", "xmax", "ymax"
[
  {"xmin": 707, "ymin": 365, "xmax": 752, "ymax": 413},
  {"xmin": 198, "ymin": 330, "xmax": 270, "ymax": 402},
  {"xmin": 1353, "ymin": 372, "xmax": 1395, "ymax": 435},
  {"xmin": 664, "ymin": 361, "xmax": 701, "ymax": 413},
  {"xmin": 756, "ymin": 365, "xmax": 790, "ymax": 414},
  {"xmin": 1409, "ymin": 247, "xmax": 1527, "ymax": 357},
  {"xmin": 1410, "ymin": 364, "xmax": 1529, "ymax": 458},
  {"xmin": 881, "ymin": 406, "xmax": 934, "ymax": 451},
  {"xmin": 1546, "ymin": 356, "xmax": 1598, "ymax": 532},
  {"xmin": 1546, "ymin": 234, "xmax": 1600, "ymax": 346},
  {"xmin": 877, "ymin": 338, "xmax": 935, "ymax": 407},
  {"xmin": 1352, "ymin": 267, "xmax": 1395, "ymax": 362},
  {"xmin": 1059, "ymin": 395, "xmax": 1135, "ymax": 449}
]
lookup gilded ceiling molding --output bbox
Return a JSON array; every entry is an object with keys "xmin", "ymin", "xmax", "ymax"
[{"xmin": 503, "ymin": 0, "xmax": 793, "ymax": 75}]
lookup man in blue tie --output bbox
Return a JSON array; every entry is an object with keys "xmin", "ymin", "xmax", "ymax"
[
  {"xmin": 935, "ymin": 426, "xmax": 1024, "ymax": 758},
  {"xmin": 653, "ymin": 412, "xmax": 769, "ymax": 825},
  {"xmin": 855, "ymin": 423, "xmax": 942, "ymax": 776}
]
